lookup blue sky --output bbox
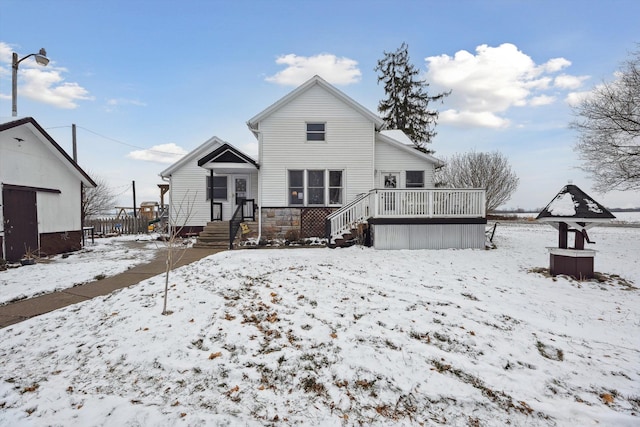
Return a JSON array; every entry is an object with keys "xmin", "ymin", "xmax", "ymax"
[{"xmin": 1, "ymin": 0, "xmax": 639, "ymax": 210}]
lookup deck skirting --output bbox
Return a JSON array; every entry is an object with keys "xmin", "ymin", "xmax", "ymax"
[{"xmin": 370, "ymin": 220, "xmax": 486, "ymax": 250}]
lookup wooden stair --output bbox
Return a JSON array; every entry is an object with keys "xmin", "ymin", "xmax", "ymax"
[
  {"xmin": 193, "ymin": 220, "xmax": 259, "ymax": 249},
  {"xmin": 329, "ymin": 227, "xmax": 359, "ymax": 248},
  {"xmin": 193, "ymin": 221, "xmax": 232, "ymax": 249}
]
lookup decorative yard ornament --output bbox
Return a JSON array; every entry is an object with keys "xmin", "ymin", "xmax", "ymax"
[{"xmin": 536, "ymin": 184, "xmax": 615, "ymax": 279}]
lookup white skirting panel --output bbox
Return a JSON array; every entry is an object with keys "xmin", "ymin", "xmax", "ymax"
[{"xmin": 372, "ymin": 223, "xmax": 485, "ymax": 250}]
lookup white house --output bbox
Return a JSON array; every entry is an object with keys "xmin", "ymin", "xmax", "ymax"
[
  {"xmin": 161, "ymin": 75, "xmax": 486, "ymax": 249},
  {"xmin": 159, "ymin": 136, "xmax": 258, "ymax": 234},
  {"xmin": 0, "ymin": 117, "xmax": 96, "ymax": 262}
]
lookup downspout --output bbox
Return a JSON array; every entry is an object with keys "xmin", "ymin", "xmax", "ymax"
[
  {"xmin": 256, "ymin": 129, "xmax": 263, "ymax": 243},
  {"xmin": 161, "ymin": 175, "xmax": 171, "ymax": 232}
]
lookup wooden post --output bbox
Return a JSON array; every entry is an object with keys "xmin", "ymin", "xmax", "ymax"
[
  {"xmin": 574, "ymin": 229, "xmax": 585, "ymax": 250},
  {"xmin": 132, "ymin": 180, "xmax": 137, "ymax": 218},
  {"xmin": 558, "ymin": 222, "xmax": 568, "ymax": 249}
]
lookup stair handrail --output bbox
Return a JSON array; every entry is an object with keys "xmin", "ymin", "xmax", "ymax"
[
  {"xmin": 325, "ymin": 190, "xmax": 374, "ymax": 242},
  {"xmin": 229, "ymin": 201, "xmax": 246, "ymax": 250}
]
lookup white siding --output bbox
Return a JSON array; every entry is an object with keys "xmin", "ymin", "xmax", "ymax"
[
  {"xmin": 259, "ymin": 84, "xmax": 376, "ymax": 206},
  {"xmin": 0, "ymin": 125, "xmax": 83, "ymax": 233},
  {"xmin": 168, "ymin": 162, "xmax": 258, "ymax": 227},
  {"xmin": 373, "ymin": 223, "xmax": 485, "ymax": 250},
  {"xmin": 168, "ymin": 162, "xmax": 212, "ymax": 227},
  {"xmin": 374, "ymin": 139, "xmax": 436, "ymax": 188}
]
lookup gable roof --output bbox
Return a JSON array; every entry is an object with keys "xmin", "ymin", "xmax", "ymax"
[
  {"xmin": 536, "ymin": 184, "xmax": 616, "ymax": 222},
  {"xmin": 160, "ymin": 136, "xmax": 256, "ymax": 177},
  {"xmin": 0, "ymin": 117, "xmax": 96, "ymax": 187},
  {"xmin": 246, "ymin": 75, "xmax": 385, "ymax": 137},
  {"xmin": 197, "ymin": 143, "xmax": 258, "ymax": 168},
  {"xmin": 376, "ymin": 131, "xmax": 443, "ymax": 166}
]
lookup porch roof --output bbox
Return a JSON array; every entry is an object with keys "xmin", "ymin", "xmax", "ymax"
[{"xmin": 197, "ymin": 143, "xmax": 259, "ymax": 171}]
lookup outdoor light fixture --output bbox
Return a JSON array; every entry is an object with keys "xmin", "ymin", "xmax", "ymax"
[{"xmin": 12, "ymin": 47, "xmax": 49, "ymax": 117}]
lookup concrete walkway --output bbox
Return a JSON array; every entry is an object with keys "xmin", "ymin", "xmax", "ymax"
[{"xmin": 0, "ymin": 247, "xmax": 223, "ymax": 328}]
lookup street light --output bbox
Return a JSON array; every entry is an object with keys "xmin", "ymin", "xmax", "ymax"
[{"xmin": 12, "ymin": 48, "xmax": 49, "ymax": 117}]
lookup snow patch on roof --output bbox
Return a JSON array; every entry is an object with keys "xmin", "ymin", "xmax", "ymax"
[
  {"xmin": 585, "ymin": 199, "xmax": 603, "ymax": 214},
  {"xmin": 380, "ymin": 129, "xmax": 414, "ymax": 145},
  {"xmin": 548, "ymin": 192, "xmax": 577, "ymax": 216}
]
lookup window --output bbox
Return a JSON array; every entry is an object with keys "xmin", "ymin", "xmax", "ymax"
[
  {"xmin": 306, "ymin": 123, "xmax": 325, "ymax": 141},
  {"xmin": 287, "ymin": 169, "xmax": 344, "ymax": 206},
  {"xmin": 307, "ymin": 170, "xmax": 325, "ymax": 205},
  {"xmin": 289, "ymin": 170, "xmax": 304, "ymax": 205},
  {"xmin": 406, "ymin": 171, "xmax": 425, "ymax": 188},
  {"xmin": 329, "ymin": 170, "xmax": 343, "ymax": 204},
  {"xmin": 206, "ymin": 175, "xmax": 228, "ymax": 200}
]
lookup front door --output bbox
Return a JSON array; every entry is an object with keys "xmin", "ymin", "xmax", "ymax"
[
  {"xmin": 234, "ymin": 176, "xmax": 248, "ymax": 206},
  {"xmin": 2, "ymin": 188, "xmax": 39, "ymax": 262}
]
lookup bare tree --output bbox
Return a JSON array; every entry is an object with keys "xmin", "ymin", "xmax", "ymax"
[
  {"xmin": 161, "ymin": 190, "xmax": 197, "ymax": 315},
  {"xmin": 571, "ymin": 48, "xmax": 640, "ymax": 191},
  {"xmin": 436, "ymin": 150, "xmax": 519, "ymax": 213},
  {"xmin": 82, "ymin": 174, "xmax": 117, "ymax": 222}
]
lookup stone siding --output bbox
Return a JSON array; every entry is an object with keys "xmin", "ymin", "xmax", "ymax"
[{"xmin": 260, "ymin": 208, "xmax": 301, "ymax": 239}]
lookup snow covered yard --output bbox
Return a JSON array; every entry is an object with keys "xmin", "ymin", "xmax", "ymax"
[
  {"xmin": 0, "ymin": 234, "xmax": 162, "ymax": 305},
  {"xmin": 0, "ymin": 222, "xmax": 638, "ymax": 426}
]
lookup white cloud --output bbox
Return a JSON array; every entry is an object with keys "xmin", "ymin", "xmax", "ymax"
[
  {"xmin": 266, "ymin": 53, "xmax": 361, "ymax": 86},
  {"xmin": 127, "ymin": 143, "xmax": 187, "ymax": 164},
  {"xmin": 0, "ymin": 41, "xmax": 93, "ymax": 110},
  {"xmin": 554, "ymin": 74, "xmax": 589, "ymax": 90},
  {"xmin": 565, "ymin": 90, "xmax": 593, "ymax": 107},
  {"xmin": 530, "ymin": 94, "xmax": 556, "ymax": 106},
  {"xmin": 439, "ymin": 109, "xmax": 510, "ymax": 128},
  {"xmin": 540, "ymin": 57, "xmax": 571, "ymax": 73},
  {"xmin": 105, "ymin": 98, "xmax": 147, "ymax": 113},
  {"xmin": 425, "ymin": 43, "xmax": 586, "ymax": 128}
]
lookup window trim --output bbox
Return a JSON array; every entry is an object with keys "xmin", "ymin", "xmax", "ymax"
[{"xmin": 306, "ymin": 122, "xmax": 326, "ymax": 142}]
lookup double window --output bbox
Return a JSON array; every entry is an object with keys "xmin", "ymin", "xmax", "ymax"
[
  {"xmin": 306, "ymin": 123, "xmax": 325, "ymax": 141},
  {"xmin": 288, "ymin": 169, "xmax": 343, "ymax": 206},
  {"xmin": 206, "ymin": 175, "xmax": 228, "ymax": 200}
]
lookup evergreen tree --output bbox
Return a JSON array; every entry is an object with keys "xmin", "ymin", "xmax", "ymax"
[{"xmin": 375, "ymin": 43, "xmax": 450, "ymax": 152}]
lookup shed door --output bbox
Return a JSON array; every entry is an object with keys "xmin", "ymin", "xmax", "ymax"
[{"xmin": 2, "ymin": 188, "xmax": 38, "ymax": 262}]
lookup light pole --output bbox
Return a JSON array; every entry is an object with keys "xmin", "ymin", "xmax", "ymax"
[{"xmin": 12, "ymin": 48, "xmax": 49, "ymax": 117}]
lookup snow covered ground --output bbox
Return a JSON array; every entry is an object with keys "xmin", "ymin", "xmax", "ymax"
[
  {"xmin": 0, "ymin": 234, "xmax": 161, "ymax": 305},
  {"xmin": 0, "ymin": 222, "xmax": 638, "ymax": 426}
]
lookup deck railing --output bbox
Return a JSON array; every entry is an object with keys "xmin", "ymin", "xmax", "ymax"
[{"xmin": 327, "ymin": 188, "xmax": 486, "ymax": 241}]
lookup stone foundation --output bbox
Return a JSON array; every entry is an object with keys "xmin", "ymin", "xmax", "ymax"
[{"xmin": 260, "ymin": 208, "xmax": 301, "ymax": 239}]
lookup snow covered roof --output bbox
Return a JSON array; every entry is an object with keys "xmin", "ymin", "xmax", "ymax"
[
  {"xmin": 375, "ymin": 131, "xmax": 442, "ymax": 166},
  {"xmin": 536, "ymin": 184, "xmax": 615, "ymax": 222}
]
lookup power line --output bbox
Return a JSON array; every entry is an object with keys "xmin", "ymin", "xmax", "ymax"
[{"xmin": 44, "ymin": 124, "xmax": 184, "ymax": 155}]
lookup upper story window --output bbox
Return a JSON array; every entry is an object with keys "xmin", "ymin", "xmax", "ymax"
[
  {"xmin": 406, "ymin": 171, "xmax": 425, "ymax": 188},
  {"xmin": 306, "ymin": 123, "xmax": 325, "ymax": 141}
]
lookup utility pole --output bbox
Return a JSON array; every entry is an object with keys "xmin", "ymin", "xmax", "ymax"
[
  {"xmin": 132, "ymin": 180, "xmax": 137, "ymax": 218},
  {"xmin": 72, "ymin": 124, "xmax": 77, "ymax": 162}
]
